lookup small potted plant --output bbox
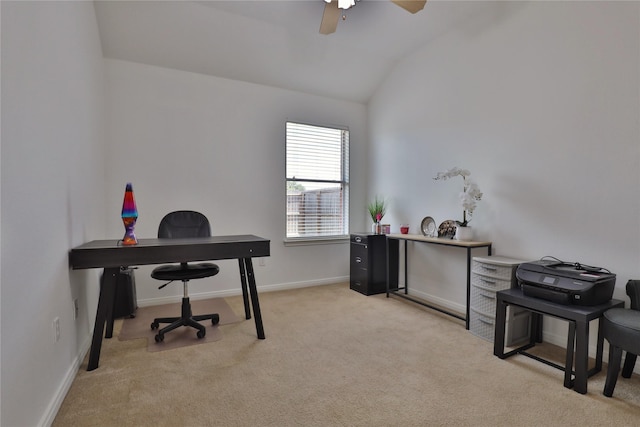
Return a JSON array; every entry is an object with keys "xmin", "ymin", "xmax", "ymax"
[
  {"xmin": 434, "ymin": 167, "xmax": 482, "ymax": 240},
  {"xmin": 367, "ymin": 196, "xmax": 387, "ymax": 234}
]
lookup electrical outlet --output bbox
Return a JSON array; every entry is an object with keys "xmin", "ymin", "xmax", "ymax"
[
  {"xmin": 53, "ymin": 317, "xmax": 60, "ymax": 343},
  {"xmin": 259, "ymin": 258, "xmax": 266, "ymax": 267},
  {"xmin": 73, "ymin": 298, "xmax": 79, "ymax": 320}
]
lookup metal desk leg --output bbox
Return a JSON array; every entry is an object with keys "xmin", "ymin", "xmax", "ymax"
[
  {"xmin": 386, "ymin": 238, "xmax": 391, "ymax": 297},
  {"xmin": 386, "ymin": 237, "xmax": 400, "ymax": 296},
  {"xmin": 404, "ymin": 240, "xmax": 408, "ymax": 295},
  {"xmin": 87, "ymin": 267, "xmax": 118, "ymax": 371},
  {"xmin": 465, "ymin": 248, "xmax": 471, "ymax": 330},
  {"xmin": 237, "ymin": 259, "xmax": 251, "ymax": 320},
  {"xmin": 573, "ymin": 319, "xmax": 589, "ymax": 394},
  {"xmin": 243, "ymin": 258, "xmax": 265, "ymax": 339}
]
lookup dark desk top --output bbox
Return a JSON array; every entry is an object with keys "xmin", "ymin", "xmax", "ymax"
[
  {"xmin": 69, "ymin": 234, "xmax": 270, "ymax": 269},
  {"xmin": 497, "ymin": 288, "xmax": 624, "ymax": 320}
]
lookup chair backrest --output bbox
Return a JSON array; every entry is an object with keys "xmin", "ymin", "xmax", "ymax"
[
  {"xmin": 157, "ymin": 211, "xmax": 211, "ymax": 239},
  {"xmin": 626, "ymin": 279, "xmax": 640, "ymax": 311}
]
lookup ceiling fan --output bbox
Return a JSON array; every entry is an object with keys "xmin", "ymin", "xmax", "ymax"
[{"xmin": 320, "ymin": 0, "xmax": 427, "ymax": 35}]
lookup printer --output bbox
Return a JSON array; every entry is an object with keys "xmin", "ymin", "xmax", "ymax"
[{"xmin": 516, "ymin": 259, "xmax": 616, "ymax": 306}]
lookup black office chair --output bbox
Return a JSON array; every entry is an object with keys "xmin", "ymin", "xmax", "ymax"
[
  {"xmin": 603, "ymin": 279, "xmax": 640, "ymax": 397},
  {"xmin": 150, "ymin": 211, "xmax": 220, "ymax": 342}
]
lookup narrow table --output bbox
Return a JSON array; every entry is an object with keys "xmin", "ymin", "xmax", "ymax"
[
  {"xmin": 385, "ymin": 234, "xmax": 492, "ymax": 329},
  {"xmin": 494, "ymin": 287, "xmax": 624, "ymax": 394},
  {"xmin": 69, "ymin": 234, "xmax": 270, "ymax": 371}
]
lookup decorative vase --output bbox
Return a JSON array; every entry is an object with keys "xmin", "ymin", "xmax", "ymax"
[
  {"xmin": 455, "ymin": 226, "xmax": 473, "ymax": 241},
  {"xmin": 121, "ymin": 182, "xmax": 138, "ymax": 245},
  {"xmin": 371, "ymin": 222, "xmax": 377, "ymax": 234}
]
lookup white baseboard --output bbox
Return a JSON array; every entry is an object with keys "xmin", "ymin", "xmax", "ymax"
[
  {"xmin": 399, "ymin": 288, "xmax": 467, "ymax": 316},
  {"xmin": 136, "ymin": 276, "xmax": 349, "ymax": 307},
  {"xmin": 40, "ymin": 335, "xmax": 91, "ymax": 427}
]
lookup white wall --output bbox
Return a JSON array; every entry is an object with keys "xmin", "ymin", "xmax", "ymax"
[
  {"xmin": 2, "ymin": 4, "xmax": 367, "ymax": 424},
  {"xmin": 0, "ymin": 1, "xmax": 106, "ymax": 426},
  {"xmin": 2, "ymin": 2, "xmax": 637, "ymax": 425},
  {"xmin": 102, "ymin": 59, "xmax": 367, "ymax": 303},
  {"xmin": 368, "ymin": 2, "xmax": 640, "ymax": 344}
]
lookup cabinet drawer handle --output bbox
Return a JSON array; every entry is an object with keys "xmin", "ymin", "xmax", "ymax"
[
  {"xmin": 355, "ymin": 237, "xmax": 362, "ymax": 243},
  {"xmin": 355, "ymin": 257, "xmax": 362, "ymax": 263},
  {"xmin": 480, "ymin": 277, "xmax": 496, "ymax": 285},
  {"xmin": 481, "ymin": 265, "xmax": 498, "ymax": 272},
  {"xmin": 480, "ymin": 293, "xmax": 495, "ymax": 300},
  {"xmin": 479, "ymin": 317, "xmax": 494, "ymax": 326}
]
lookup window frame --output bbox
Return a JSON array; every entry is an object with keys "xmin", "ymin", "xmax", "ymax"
[{"xmin": 284, "ymin": 121, "xmax": 350, "ymax": 245}]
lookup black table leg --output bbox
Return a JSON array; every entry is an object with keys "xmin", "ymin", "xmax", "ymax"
[
  {"xmin": 237, "ymin": 259, "xmax": 251, "ymax": 320},
  {"xmin": 243, "ymin": 258, "xmax": 265, "ymax": 339},
  {"xmin": 494, "ymin": 297, "xmax": 508, "ymax": 358},
  {"xmin": 87, "ymin": 267, "xmax": 118, "ymax": 371},
  {"xmin": 573, "ymin": 319, "xmax": 590, "ymax": 394},
  {"xmin": 564, "ymin": 321, "xmax": 576, "ymax": 388},
  {"xmin": 595, "ymin": 316, "xmax": 605, "ymax": 372}
]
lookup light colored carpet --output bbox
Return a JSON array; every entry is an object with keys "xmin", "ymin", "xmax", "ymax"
[
  {"xmin": 118, "ymin": 298, "xmax": 242, "ymax": 352},
  {"xmin": 54, "ymin": 283, "xmax": 640, "ymax": 426}
]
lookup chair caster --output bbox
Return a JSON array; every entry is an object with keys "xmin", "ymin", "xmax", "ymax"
[
  {"xmin": 155, "ymin": 332, "xmax": 164, "ymax": 342},
  {"xmin": 212, "ymin": 314, "xmax": 220, "ymax": 325},
  {"xmin": 197, "ymin": 329, "xmax": 206, "ymax": 339},
  {"xmin": 150, "ymin": 321, "xmax": 159, "ymax": 330}
]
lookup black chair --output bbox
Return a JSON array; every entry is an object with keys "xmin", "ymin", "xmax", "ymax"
[
  {"xmin": 603, "ymin": 279, "xmax": 640, "ymax": 397},
  {"xmin": 150, "ymin": 211, "xmax": 220, "ymax": 342}
]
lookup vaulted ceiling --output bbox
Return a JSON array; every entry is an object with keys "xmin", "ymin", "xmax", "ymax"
[{"xmin": 94, "ymin": 1, "xmax": 495, "ymax": 104}]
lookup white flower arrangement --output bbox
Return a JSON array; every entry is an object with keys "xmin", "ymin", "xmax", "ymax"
[{"xmin": 434, "ymin": 167, "xmax": 483, "ymax": 227}]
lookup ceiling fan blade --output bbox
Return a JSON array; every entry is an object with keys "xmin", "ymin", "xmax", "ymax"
[
  {"xmin": 320, "ymin": 1, "xmax": 341, "ymax": 35},
  {"xmin": 391, "ymin": 0, "xmax": 427, "ymax": 14}
]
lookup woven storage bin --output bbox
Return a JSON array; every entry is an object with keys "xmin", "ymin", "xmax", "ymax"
[
  {"xmin": 471, "ymin": 273, "xmax": 511, "ymax": 293},
  {"xmin": 470, "ymin": 307, "xmax": 495, "ymax": 342},
  {"xmin": 471, "ymin": 260, "xmax": 514, "ymax": 281},
  {"xmin": 471, "ymin": 285, "xmax": 498, "ymax": 317}
]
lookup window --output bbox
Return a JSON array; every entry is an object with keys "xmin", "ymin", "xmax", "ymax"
[{"xmin": 286, "ymin": 121, "xmax": 349, "ymax": 241}]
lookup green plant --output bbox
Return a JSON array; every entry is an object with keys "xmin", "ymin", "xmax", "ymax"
[{"xmin": 367, "ymin": 196, "xmax": 387, "ymax": 223}]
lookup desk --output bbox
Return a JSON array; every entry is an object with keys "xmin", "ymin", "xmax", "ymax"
[
  {"xmin": 493, "ymin": 288, "xmax": 624, "ymax": 394},
  {"xmin": 385, "ymin": 234, "xmax": 492, "ymax": 329},
  {"xmin": 69, "ymin": 235, "xmax": 270, "ymax": 371}
]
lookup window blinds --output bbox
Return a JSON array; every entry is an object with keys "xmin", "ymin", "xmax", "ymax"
[{"xmin": 286, "ymin": 122, "xmax": 349, "ymax": 239}]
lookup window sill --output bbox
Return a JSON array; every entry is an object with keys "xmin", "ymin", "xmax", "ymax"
[{"xmin": 283, "ymin": 236, "xmax": 350, "ymax": 247}]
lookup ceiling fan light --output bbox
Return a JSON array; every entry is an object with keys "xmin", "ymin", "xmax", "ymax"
[
  {"xmin": 339, "ymin": 0, "xmax": 356, "ymax": 9},
  {"xmin": 325, "ymin": 0, "xmax": 356, "ymax": 10}
]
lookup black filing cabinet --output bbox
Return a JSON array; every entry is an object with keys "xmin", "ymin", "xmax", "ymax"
[{"xmin": 350, "ymin": 233, "xmax": 398, "ymax": 295}]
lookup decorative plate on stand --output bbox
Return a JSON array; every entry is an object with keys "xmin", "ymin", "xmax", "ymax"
[
  {"xmin": 438, "ymin": 220, "xmax": 457, "ymax": 239},
  {"xmin": 420, "ymin": 216, "xmax": 437, "ymax": 237}
]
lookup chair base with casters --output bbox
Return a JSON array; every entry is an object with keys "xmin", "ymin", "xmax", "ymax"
[
  {"xmin": 603, "ymin": 279, "xmax": 640, "ymax": 397},
  {"xmin": 150, "ymin": 260, "xmax": 220, "ymax": 342},
  {"xmin": 150, "ymin": 295, "xmax": 220, "ymax": 342}
]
